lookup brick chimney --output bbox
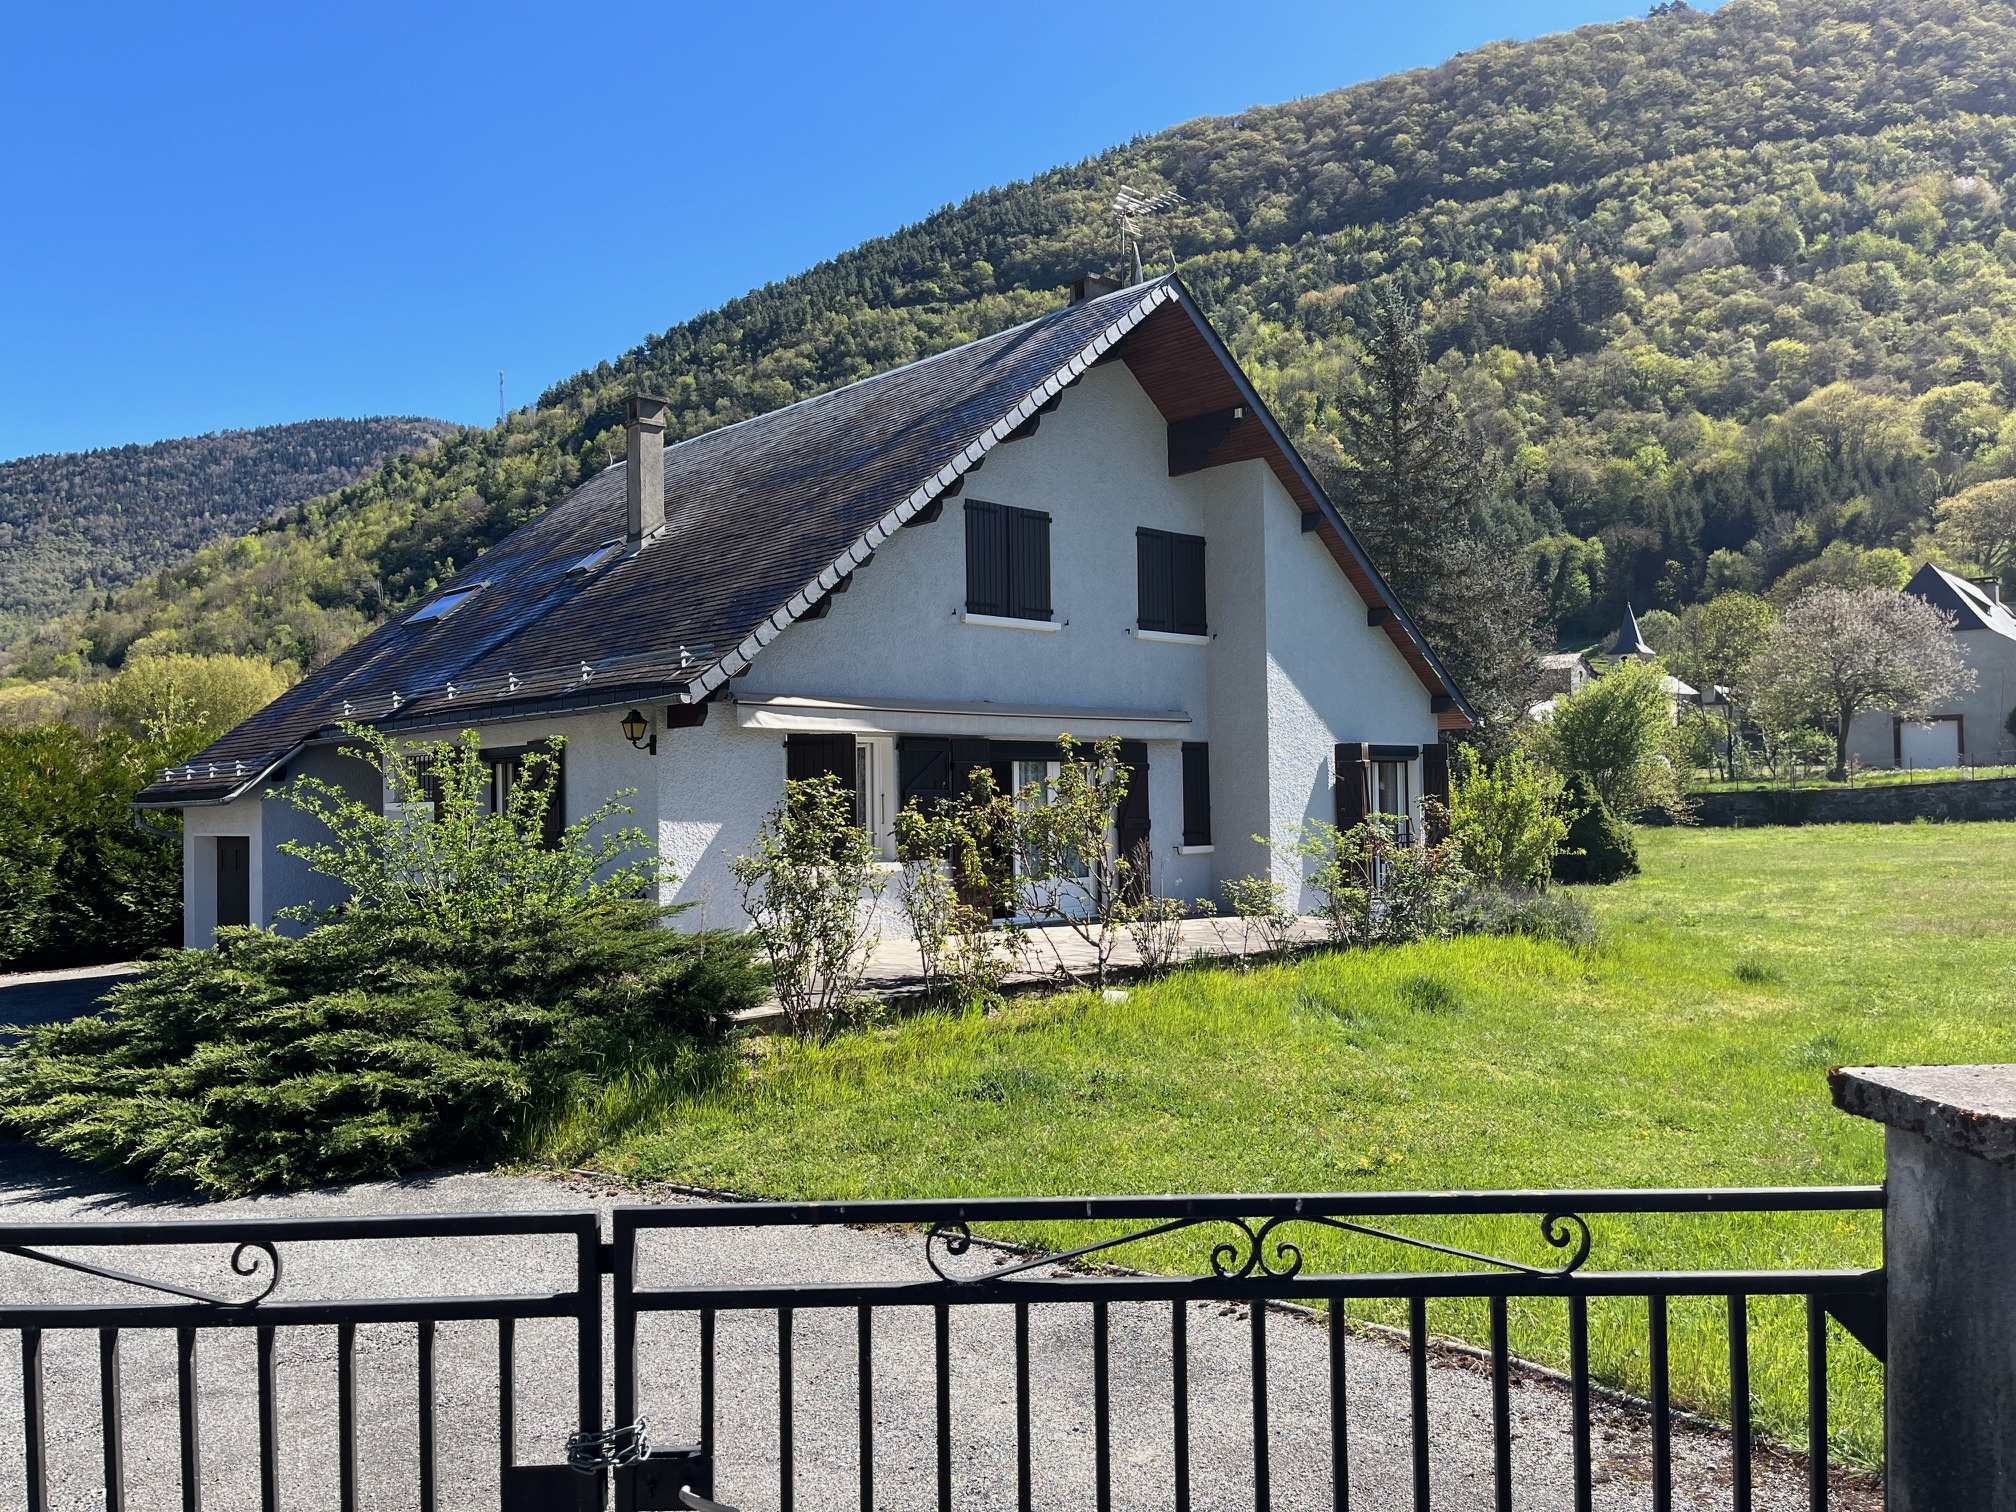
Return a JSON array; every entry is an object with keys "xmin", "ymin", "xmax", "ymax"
[{"xmin": 625, "ymin": 395, "xmax": 669, "ymax": 542}]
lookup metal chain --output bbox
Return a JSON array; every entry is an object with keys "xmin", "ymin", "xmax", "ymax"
[{"xmin": 566, "ymin": 1416, "xmax": 649, "ymax": 1472}]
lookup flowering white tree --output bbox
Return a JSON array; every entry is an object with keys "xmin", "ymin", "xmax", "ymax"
[{"xmin": 1745, "ymin": 586, "xmax": 1974, "ymax": 780}]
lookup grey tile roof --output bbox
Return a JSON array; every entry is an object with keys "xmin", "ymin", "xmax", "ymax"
[
  {"xmin": 1909, "ymin": 562, "xmax": 2016, "ymax": 641},
  {"xmin": 138, "ymin": 275, "xmax": 1467, "ymax": 807},
  {"xmin": 139, "ymin": 282, "xmax": 1180, "ymax": 804}
]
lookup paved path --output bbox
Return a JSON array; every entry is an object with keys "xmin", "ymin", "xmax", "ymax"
[
  {"xmin": 0, "ymin": 963, "xmax": 139, "ymax": 1039},
  {"xmin": 0, "ymin": 1144, "xmax": 1870, "ymax": 1511}
]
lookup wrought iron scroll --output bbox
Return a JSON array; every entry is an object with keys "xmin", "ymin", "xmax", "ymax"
[
  {"xmin": 1, "ymin": 1240, "xmax": 283, "ymax": 1307},
  {"xmin": 923, "ymin": 1209, "xmax": 1592, "ymax": 1284}
]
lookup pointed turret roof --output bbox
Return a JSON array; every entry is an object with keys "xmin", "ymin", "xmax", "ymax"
[{"xmin": 1614, "ymin": 602, "xmax": 1656, "ymax": 659}]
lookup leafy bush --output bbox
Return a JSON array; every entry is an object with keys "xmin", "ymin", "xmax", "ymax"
[
  {"xmin": 1450, "ymin": 884, "xmax": 1600, "ymax": 947},
  {"xmin": 1536, "ymin": 658, "xmax": 1691, "ymax": 819},
  {"xmin": 1551, "ymin": 774, "xmax": 1640, "ymax": 884},
  {"xmin": 1277, "ymin": 816, "xmax": 1470, "ymax": 947},
  {"xmin": 0, "ymin": 905, "xmax": 766, "ymax": 1193},
  {"xmin": 281, "ymin": 724, "xmax": 660, "ymax": 929},
  {"xmin": 731, "ymin": 774, "xmax": 885, "ymax": 1040},
  {"xmin": 894, "ymin": 768, "xmax": 1023, "ymax": 1007},
  {"xmin": 1448, "ymin": 748, "xmax": 1575, "ymax": 889},
  {"xmin": 0, "ymin": 721, "xmax": 767, "ymax": 1192},
  {"xmin": 0, "ymin": 723, "xmax": 185, "ymax": 970}
]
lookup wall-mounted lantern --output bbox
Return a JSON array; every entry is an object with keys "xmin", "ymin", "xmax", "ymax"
[{"xmin": 621, "ymin": 708, "xmax": 656, "ymax": 755}]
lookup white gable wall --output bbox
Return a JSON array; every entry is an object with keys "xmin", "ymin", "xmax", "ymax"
[{"xmin": 1259, "ymin": 464, "xmax": 1441, "ymax": 907}]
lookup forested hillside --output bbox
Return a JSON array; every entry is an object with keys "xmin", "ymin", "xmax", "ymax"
[
  {"xmin": 20, "ymin": 0, "xmax": 2016, "ymax": 685},
  {"xmin": 0, "ymin": 417, "xmax": 456, "ymax": 642}
]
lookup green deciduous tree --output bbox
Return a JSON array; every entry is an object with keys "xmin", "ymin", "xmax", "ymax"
[
  {"xmin": 1536, "ymin": 658, "xmax": 1689, "ymax": 819},
  {"xmin": 1745, "ymin": 586, "xmax": 1973, "ymax": 780},
  {"xmin": 1934, "ymin": 479, "xmax": 2016, "ymax": 586}
]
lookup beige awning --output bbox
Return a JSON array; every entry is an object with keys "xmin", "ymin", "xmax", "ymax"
[{"xmin": 733, "ymin": 692, "xmax": 1191, "ymax": 739}]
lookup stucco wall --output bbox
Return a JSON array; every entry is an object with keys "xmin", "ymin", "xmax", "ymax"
[
  {"xmin": 1847, "ymin": 627, "xmax": 2016, "ymax": 769},
  {"xmin": 181, "ymin": 795, "xmax": 263, "ymax": 948},
  {"xmin": 1257, "ymin": 466, "xmax": 1441, "ymax": 909},
  {"xmin": 736, "ymin": 360, "xmax": 1441, "ymax": 916}
]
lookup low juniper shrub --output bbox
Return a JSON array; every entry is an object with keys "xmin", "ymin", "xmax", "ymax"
[{"xmin": 0, "ymin": 902, "xmax": 766, "ymax": 1194}]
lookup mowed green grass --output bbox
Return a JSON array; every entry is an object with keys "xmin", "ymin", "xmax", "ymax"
[{"xmin": 547, "ymin": 823, "xmax": 2016, "ymax": 1468}]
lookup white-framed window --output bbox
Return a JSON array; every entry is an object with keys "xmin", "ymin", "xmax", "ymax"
[{"xmin": 1373, "ymin": 758, "xmax": 1412, "ymax": 843}]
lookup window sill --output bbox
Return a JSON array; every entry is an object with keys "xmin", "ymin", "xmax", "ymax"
[
  {"xmin": 1132, "ymin": 628, "xmax": 1211, "ymax": 646},
  {"xmin": 1176, "ymin": 844, "xmax": 1215, "ymax": 856},
  {"xmin": 961, "ymin": 612, "xmax": 1058, "ymax": 632}
]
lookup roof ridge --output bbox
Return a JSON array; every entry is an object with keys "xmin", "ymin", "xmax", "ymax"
[{"xmin": 648, "ymin": 277, "xmax": 1172, "ymax": 461}]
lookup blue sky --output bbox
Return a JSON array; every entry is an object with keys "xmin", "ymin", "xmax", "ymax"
[{"xmin": 0, "ymin": 1, "xmax": 1684, "ymax": 461}]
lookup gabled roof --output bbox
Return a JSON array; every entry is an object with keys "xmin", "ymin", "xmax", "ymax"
[
  {"xmin": 1906, "ymin": 562, "xmax": 2016, "ymax": 641},
  {"xmin": 138, "ymin": 276, "xmax": 1470, "ymax": 807}
]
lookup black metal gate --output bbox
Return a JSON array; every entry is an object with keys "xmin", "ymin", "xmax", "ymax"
[{"xmin": 3, "ymin": 1186, "xmax": 1884, "ymax": 1511}]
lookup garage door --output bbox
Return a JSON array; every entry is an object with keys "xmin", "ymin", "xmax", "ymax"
[{"xmin": 1899, "ymin": 719, "xmax": 1961, "ymax": 771}]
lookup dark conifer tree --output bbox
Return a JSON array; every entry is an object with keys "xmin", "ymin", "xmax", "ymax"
[{"xmin": 1328, "ymin": 291, "xmax": 1546, "ymax": 732}]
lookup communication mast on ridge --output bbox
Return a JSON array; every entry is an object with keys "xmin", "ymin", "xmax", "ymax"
[
  {"xmin": 1114, "ymin": 185, "xmax": 1184, "ymax": 284},
  {"xmin": 498, "ymin": 371, "xmax": 506, "ymax": 423}
]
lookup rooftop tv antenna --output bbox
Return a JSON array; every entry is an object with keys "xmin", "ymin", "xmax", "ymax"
[{"xmin": 1114, "ymin": 184, "xmax": 1184, "ymax": 283}]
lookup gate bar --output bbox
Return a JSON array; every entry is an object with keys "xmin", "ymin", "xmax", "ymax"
[{"xmin": 99, "ymin": 1327, "xmax": 125, "ymax": 1512}]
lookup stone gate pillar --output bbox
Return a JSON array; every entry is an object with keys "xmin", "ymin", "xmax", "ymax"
[{"xmin": 1831, "ymin": 1064, "xmax": 2016, "ymax": 1510}]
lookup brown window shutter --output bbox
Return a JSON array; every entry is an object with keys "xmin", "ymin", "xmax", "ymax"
[
  {"xmin": 1171, "ymin": 533, "xmax": 1207, "ymax": 635},
  {"xmin": 1181, "ymin": 742, "xmax": 1212, "ymax": 847},
  {"xmin": 1007, "ymin": 507, "xmax": 1052, "ymax": 621},
  {"xmin": 535, "ymin": 741, "xmax": 565, "ymax": 848},
  {"xmin": 1117, "ymin": 740, "xmax": 1151, "ymax": 901},
  {"xmin": 1136, "ymin": 529, "xmax": 1174, "ymax": 632},
  {"xmin": 1422, "ymin": 741, "xmax": 1450, "ymax": 842},
  {"xmin": 216, "ymin": 836, "xmax": 251, "ymax": 928},
  {"xmin": 964, "ymin": 501, "xmax": 1008, "ymax": 616},
  {"xmin": 1334, "ymin": 743, "xmax": 1371, "ymax": 830}
]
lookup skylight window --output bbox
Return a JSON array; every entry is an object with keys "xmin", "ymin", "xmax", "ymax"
[
  {"xmin": 407, "ymin": 586, "xmax": 482, "ymax": 626},
  {"xmin": 566, "ymin": 544, "xmax": 620, "ymax": 577}
]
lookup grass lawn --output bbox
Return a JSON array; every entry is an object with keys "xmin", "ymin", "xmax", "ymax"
[{"xmin": 540, "ymin": 823, "xmax": 2016, "ymax": 1469}]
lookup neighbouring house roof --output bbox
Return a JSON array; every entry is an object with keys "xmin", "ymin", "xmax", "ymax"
[
  {"xmin": 137, "ymin": 275, "xmax": 1471, "ymax": 808},
  {"xmin": 1906, "ymin": 563, "xmax": 2016, "ymax": 641},
  {"xmin": 1533, "ymin": 649, "xmax": 1591, "ymax": 699},
  {"xmin": 1612, "ymin": 601, "xmax": 1656, "ymax": 659}
]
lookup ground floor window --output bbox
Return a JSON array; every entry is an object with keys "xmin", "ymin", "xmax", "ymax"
[
  {"xmin": 1374, "ymin": 758, "xmax": 1412, "ymax": 842},
  {"xmin": 483, "ymin": 741, "xmax": 565, "ymax": 846}
]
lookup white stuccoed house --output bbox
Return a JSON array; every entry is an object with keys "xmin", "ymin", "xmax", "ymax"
[{"xmin": 136, "ymin": 274, "xmax": 1471, "ymax": 946}]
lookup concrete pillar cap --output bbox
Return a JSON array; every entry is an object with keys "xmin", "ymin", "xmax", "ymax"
[{"xmin": 1830, "ymin": 1064, "xmax": 2016, "ymax": 1167}]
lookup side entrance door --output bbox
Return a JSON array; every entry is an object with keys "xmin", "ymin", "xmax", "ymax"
[{"xmin": 216, "ymin": 835, "xmax": 251, "ymax": 928}]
